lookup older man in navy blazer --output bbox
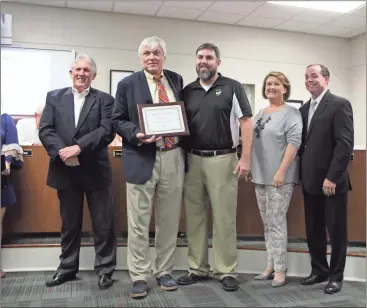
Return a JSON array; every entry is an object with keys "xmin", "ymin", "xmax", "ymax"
[
  {"xmin": 39, "ymin": 55, "xmax": 117, "ymax": 290},
  {"xmin": 112, "ymin": 36, "xmax": 184, "ymax": 299}
]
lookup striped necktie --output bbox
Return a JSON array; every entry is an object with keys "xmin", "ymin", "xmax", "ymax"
[
  {"xmin": 154, "ymin": 76, "xmax": 176, "ymax": 149},
  {"xmin": 308, "ymin": 100, "xmax": 317, "ymax": 130}
]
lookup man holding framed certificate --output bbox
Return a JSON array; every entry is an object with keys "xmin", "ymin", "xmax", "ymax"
[
  {"xmin": 112, "ymin": 36, "xmax": 185, "ymax": 299},
  {"xmin": 178, "ymin": 43, "xmax": 253, "ymax": 291}
]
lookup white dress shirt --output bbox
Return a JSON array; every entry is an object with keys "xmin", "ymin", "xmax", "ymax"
[
  {"xmin": 72, "ymin": 87, "xmax": 90, "ymax": 127},
  {"xmin": 16, "ymin": 117, "xmax": 41, "ymax": 145}
]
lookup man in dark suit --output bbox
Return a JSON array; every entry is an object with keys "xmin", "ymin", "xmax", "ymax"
[
  {"xmin": 39, "ymin": 54, "xmax": 117, "ymax": 290},
  {"xmin": 299, "ymin": 64, "xmax": 354, "ymax": 294},
  {"xmin": 112, "ymin": 36, "xmax": 184, "ymax": 299}
]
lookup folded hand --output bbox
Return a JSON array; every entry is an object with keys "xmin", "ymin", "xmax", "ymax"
[
  {"xmin": 59, "ymin": 145, "xmax": 81, "ymax": 161},
  {"xmin": 64, "ymin": 157, "xmax": 80, "ymax": 167},
  {"xmin": 136, "ymin": 133, "xmax": 162, "ymax": 144}
]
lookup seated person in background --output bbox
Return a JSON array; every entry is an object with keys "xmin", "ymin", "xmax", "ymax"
[
  {"xmin": 1, "ymin": 112, "xmax": 24, "ymax": 279},
  {"xmin": 16, "ymin": 103, "xmax": 44, "ymax": 145}
]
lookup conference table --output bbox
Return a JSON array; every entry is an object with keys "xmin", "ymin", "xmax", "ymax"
[{"xmin": 3, "ymin": 146, "xmax": 366, "ymax": 243}]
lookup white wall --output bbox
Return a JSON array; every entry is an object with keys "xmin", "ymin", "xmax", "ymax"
[
  {"xmin": 350, "ymin": 34, "xmax": 366, "ymax": 148},
  {"xmin": 1, "ymin": 2, "xmax": 364, "ymax": 146}
]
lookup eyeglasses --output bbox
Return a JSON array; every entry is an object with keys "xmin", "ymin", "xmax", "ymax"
[{"xmin": 254, "ymin": 116, "xmax": 271, "ymax": 138}]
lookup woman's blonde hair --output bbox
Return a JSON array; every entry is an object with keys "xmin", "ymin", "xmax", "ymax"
[{"xmin": 262, "ymin": 71, "xmax": 291, "ymax": 101}]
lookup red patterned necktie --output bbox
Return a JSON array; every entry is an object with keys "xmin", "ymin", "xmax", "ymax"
[{"xmin": 154, "ymin": 76, "xmax": 176, "ymax": 149}]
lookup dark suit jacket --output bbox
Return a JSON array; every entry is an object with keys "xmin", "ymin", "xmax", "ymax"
[
  {"xmin": 112, "ymin": 69, "xmax": 183, "ymax": 184},
  {"xmin": 299, "ymin": 90, "xmax": 354, "ymax": 195},
  {"xmin": 39, "ymin": 87, "xmax": 115, "ymax": 190}
]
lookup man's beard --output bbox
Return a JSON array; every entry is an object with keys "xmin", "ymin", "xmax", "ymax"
[{"xmin": 196, "ymin": 66, "xmax": 216, "ymax": 81}]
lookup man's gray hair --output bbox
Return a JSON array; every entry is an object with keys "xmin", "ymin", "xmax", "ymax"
[
  {"xmin": 70, "ymin": 54, "xmax": 97, "ymax": 74},
  {"xmin": 138, "ymin": 36, "xmax": 167, "ymax": 57}
]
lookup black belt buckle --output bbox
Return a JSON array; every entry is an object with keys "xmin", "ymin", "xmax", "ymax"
[
  {"xmin": 190, "ymin": 149, "xmax": 216, "ymax": 157},
  {"xmin": 191, "ymin": 148, "xmax": 235, "ymax": 157}
]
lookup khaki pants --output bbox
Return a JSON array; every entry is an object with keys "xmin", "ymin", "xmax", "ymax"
[
  {"xmin": 126, "ymin": 147, "xmax": 184, "ymax": 282},
  {"xmin": 184, "ymin": 152, "xmax": 238, "ymax": 280}
]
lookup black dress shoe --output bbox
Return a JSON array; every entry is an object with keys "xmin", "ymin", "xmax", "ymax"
[
  {"xmin": 220, "ymin": 276, "xmax": 239, "ymax": 291},
  {"xmin": 45, "ymin": 272, "xmax": 76, "ymax": 287},
  {"xmin": 98, "ymin": 274, "xmax": 113, "ymax": 290},
  {"xmin": 300, "ymin": 273, "xmax": 328, "ymax": 285},
  {"xmin": 177, "ymin": 271, "xmax": 209, "ymax": 285},
  {"xmin": 325, "ymin": 281, "xmax": 343, "ymax": 294}
]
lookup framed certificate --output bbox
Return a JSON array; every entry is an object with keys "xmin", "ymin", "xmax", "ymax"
[{"xmin": 137, "ymin": 102, "xmax": 190, "ymax": 137}]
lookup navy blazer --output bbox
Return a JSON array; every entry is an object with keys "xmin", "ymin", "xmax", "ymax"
[
  {"xmin": 112, "ymin": 69, "xmax": 184, "ymax": 184},
  {"xmin": 39, "ymin": 87, "xmax": 115, "ymax": 190}
]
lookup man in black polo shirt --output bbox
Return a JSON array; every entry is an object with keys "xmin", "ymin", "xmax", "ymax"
[{"xmin": 178, "ymin": 43, "xmax": 253, "ymax": 291}]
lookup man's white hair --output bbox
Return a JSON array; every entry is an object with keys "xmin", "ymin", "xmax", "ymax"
[
  {"xmin": 70, "ymin": 54, "xmax": 97, "ymax": 74},
  {"xmin": 35, "ymin": 103, "xmax": 45, "ymax": 115},
  {"xmin": 138, "ymin": 36, "xmax": 167, "ymax": 57}
]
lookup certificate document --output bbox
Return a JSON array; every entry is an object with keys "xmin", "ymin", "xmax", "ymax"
[{"xmin": 137, "ymin": 102, "xmax": 190, "ymax": 137}]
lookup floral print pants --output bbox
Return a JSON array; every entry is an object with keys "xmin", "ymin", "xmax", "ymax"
[{"xmin": 254, "ymin": 184, "xmax": 295, "ymax": 272}]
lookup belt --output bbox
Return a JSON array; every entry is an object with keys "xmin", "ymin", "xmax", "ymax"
[
  {"xmin": 190, "ymin": 148, "xmax": 236, "ymax": 157},
  {"xmin": 157, "ymin": 143, "xmax": 180, "ymax": 152}
]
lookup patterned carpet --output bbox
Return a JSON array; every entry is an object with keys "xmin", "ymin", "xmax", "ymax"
[{"xmin": 1, "ymin": 271, "xmax": 366, "ymax": 307}]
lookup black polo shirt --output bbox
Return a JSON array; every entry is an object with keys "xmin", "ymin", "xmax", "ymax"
[{"xmin": 183, "ymin": 74, "xmax": 253, "ymax": 150}]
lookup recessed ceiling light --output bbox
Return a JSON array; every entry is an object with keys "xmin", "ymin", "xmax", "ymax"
[{"xmin": 267, "ymin": 1, "xmax": 366, "ymax": 13}]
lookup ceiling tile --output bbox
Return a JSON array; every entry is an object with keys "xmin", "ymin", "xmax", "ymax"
[
  {"xmin": 208, "ymin": 1, "xmax": 265, "ymax": 15},
  {"xmin": 113, "ymin": 1, "xmax": 162, "ymax": 16},
  {"xmin": 347, "ymin": 5, "xmax": 366, "ymax": 17},
  {"xmin": 67, "ymin": 1, "xmax": 113, "ymax": 12},
  {"xmin": 237, "ymin": 16, "xmax": 283, "ymax": 28},
  {"xmin": 157, "ymin": 5, "xmax": 202, "ymax": 20},
  {"xmin": 275, "ymin": 20, "xmax": 319, "ymax": 32},
  {"xmin": 122, "ymin": 1, "xmax": 163, "ymax": 5},
  {"xmin": 7, "ymin": 0, "xmax": 366, "ymax": 40},
  {"xmin": 162, "ymin": 1, "xmax": 213, "ymax": 11},
  {"xmin": 328, "ymin": 14, "xmax": 366, "ymax": 30},
  {"xmin": 250, "ymin": 3, "xmax": 301, "ymax": 19},
  {"xmin": 19, "ymin": 1, "xmax": 66, "ymax": 7},
  {"xmin": 309, "ymin": 24, "xmax": 354, "ymax": 37},
  {"xmin": 345, "ymin": 28, "xmax": 366, "ymax": 39},
  {"xmin": 197, "ymin": 11, "xmax": 245, "ymax": 25},
  {"xmin": 290, "ymin": 8, "xmax": 342, "ymax": 24}
]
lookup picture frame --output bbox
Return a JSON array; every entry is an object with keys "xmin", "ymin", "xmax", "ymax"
[
  {"xmin": 285, "ymin": 99, "xmax": 303, "ymax": 109},
  {"xmin": 109, "ymin": 69, "xmax": 134, "ymax": 97}
]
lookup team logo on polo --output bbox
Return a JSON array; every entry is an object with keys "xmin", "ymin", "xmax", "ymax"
[{"xmin": 216, "ymin": 89, "xmax": 222, "ymax": 96}]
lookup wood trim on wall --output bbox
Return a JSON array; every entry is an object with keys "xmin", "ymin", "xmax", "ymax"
[{"xmin": 3, "ymin": 147, "xmax": 366, "ymax": 243}]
